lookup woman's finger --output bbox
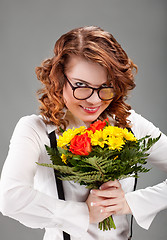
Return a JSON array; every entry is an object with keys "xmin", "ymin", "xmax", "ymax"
[
  {"xmin": 92, "ymin": 196, "xmax": 124, "ymax": 207},
  {"xmin": 100, "ymin": 179, "xmax": 121, "ymax": 190},
  {"xmin": 101, "ymin": 205, "xmax": 121, "ymax": 214},
  {"xmin": 91, "ymin": 187, "xmax": 123, "ymax": 198}
]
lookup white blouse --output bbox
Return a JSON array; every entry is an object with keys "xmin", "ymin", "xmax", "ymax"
[{"xmin": 0, "ymin": 110, "xmax": 167, "ymax": 240}]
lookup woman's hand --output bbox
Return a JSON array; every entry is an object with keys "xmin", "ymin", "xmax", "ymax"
[
  {"xmin": 86, "ymin": 189, "xmax": 111, "ymax": 224},
  {"xmin": 86, "ymin": 180, "xmax": 132, "ymax": 224}
]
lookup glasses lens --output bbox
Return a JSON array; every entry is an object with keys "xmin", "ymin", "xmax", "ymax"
[
  {"xmin": 74, "ymin": 87, "xmax": 93, "ymax": 100},
  {"xmin": 99, "ymin": 88, "xmax": 114, "ymax": 100}
]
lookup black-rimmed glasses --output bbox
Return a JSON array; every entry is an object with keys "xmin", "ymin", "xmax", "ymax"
[{"xmin": 64, "ymin": 75, "xmax": 115, "ymax": 101}]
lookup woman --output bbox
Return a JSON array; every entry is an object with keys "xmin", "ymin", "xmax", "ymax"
[{"xmin": 0, "ymin": 26, "xmax": 167, "ymax": 240}]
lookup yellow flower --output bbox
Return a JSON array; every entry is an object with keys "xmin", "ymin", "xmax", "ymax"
[
  {"xmin": 74, "ymin": 126, "xmax": 86, "ymax": 135},
  {"xmin": 113, "ymin": 155, "xmax": 118, "ymax": 160},
  {"xmin": 58, "ymin": 129, "xmax": 76, "ymax": 148},
  {"xmin": 61, "ymin": 154, "xmax": 67, "ymax": 164},
  {"xmin": 122, "ymin": 128, "xmax": 137, "ymax": 142},
  {"xmin": 84, "ymin": 129, "xmax": 94, "ymax": 138},
  {"xmin": 103, "ymin": 126, "xmax": 124, "ymax": 139},
  {"xmin": 57, "ymin": 126, "xmax": 86, "ymax": 148},
  {"xmin": 107, "ymin": 136, "xmax": 125, "ymax": 150},
  {"xmin": 91, "ymin": 129, "xmax": 108, "ymax": 148}
]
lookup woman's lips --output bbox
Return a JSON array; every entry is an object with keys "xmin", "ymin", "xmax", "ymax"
[{"xmin": 80, "ymin": 106, "xmax": 100, "ymax": 113}]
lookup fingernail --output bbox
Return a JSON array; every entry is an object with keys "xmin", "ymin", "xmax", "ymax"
[
  {"xmin": 99, "ymin": 186, "xmax": 102, "ymax": 190},
  {"xmin": 90, "ymin": 202, "xmax": 94, "ymax": 207}
]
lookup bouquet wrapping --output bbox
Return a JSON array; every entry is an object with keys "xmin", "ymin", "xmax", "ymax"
[{"xmin": 38, "ymin": 118, "xmax": 161, "ymax": 231}]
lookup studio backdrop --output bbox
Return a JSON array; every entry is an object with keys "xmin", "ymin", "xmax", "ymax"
[{"xmin": 0, "ymin": 1, "xmax": 166, "ymax": 240}]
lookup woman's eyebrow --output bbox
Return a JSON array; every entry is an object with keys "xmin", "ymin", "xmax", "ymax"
[
  {"xmin": 72, "ymin": 78, "xmax": 108, "ymax": 86},
  {"xmin": 72, "ymin": 78, "xmax": 90, "ymax": 84}
]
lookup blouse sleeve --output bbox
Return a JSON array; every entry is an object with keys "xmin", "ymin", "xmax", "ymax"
[
  {"xmin": 125, "ymin": 111, "xmax": 167, "ymax": 229},
  {"xmin": 0, "ymin": 116, "xmax": 89, "ymax": 237}
]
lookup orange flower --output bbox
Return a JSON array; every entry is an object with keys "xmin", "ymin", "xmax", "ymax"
[
  {"xmin": 69, "ymin": 132, "xmax": 92, "ymax": 155},
  {"xmin": 87, "ymin": 118, "xmax": 109, "ymax": 133}
]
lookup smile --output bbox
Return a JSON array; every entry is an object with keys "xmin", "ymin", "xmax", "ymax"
[{"xmin": 81, "ymin": 106, "xmax": 100, "ymax": 113}]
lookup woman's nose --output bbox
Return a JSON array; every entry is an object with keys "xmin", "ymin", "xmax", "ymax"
[{"xmin": 85, "ymin": 90, "xmax": 101, "ymax": 104}]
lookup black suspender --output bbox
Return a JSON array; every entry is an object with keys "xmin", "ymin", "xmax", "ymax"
[
  {"xmin": 49, "ymin": 130, "xmax": 137, "ymax": 240},
  {"xmin": 49, "ymin": 131, "xmax": 71, "ymax": 240},
  {"xmin": 128, "ymin": 176, "xmax": 137, "ymax": 240},
  {"xmin": 127, "ymin": 127, "xmax": 138, "ymax": 240}
]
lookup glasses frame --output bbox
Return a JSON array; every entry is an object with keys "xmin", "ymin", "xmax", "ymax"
[{"xmin": 64, "ymin": 75, "xmax": 115, "ymax": 101}]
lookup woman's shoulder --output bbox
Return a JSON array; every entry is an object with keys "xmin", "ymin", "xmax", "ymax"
[
  {"xmin": 128, "ymin": 110, "xmax": 161, "ymax": 139},
  {"xmin": 128, "ymin": 109, "xmax": 142, "ymax": 120},
  {"xmin": 128, "ymin": 109, "xmax": 151, "ymax": 125},
  {"xmin": 9, "ymin": 114, "xmax": 56, "ymax": 147},
  {"xmin": 17, "ymin": 114, "xmax": 46, "ymax": 129},
  {"xmin": 12, "ymin": 114, "xmax": 51, "ymax": 139}
]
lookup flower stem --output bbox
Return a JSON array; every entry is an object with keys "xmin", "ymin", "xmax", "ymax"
[{"xmin": 98, "ymin": 216, "xmax": 116, "ymax": 231}]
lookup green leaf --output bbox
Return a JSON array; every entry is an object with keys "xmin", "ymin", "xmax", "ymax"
[
  {"xmin": 45, "ymin": 145, "xmax": 64, "ymax": 165},
  {"xmin": 37, "ymin": 162, "xmax": 76, "ymax": 174},
  {"xmin": 59, "ymin": 126, "xmax": 64, "ymax": 133}
]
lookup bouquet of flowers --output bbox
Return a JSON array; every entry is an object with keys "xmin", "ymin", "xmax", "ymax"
[{"xmin": 38, "ymin": 118, "xmax": 161, "ymax": 231}]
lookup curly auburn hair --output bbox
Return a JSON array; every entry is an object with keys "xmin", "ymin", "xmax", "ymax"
[{"xmin": 35, "ymin": 26, "xmax": 137, "ymax": 131}]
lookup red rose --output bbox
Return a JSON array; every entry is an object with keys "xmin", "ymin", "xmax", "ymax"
[
  {"xmin": 87, "ymin": 118, "xmax": 109, "ymax": 133},
  {"xmin": 69, "ymin": 132, "xmax": 92, "ymax": 156}
]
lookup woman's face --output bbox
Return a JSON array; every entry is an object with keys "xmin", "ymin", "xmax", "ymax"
[{"xmin": 63, "ymin": 55, "xmax": 113, "ymax": 126}]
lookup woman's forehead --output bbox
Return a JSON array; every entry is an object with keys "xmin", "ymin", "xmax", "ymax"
[{"xmin": 65, "ymin": 55, "xmax": 108, "ymax": 84}]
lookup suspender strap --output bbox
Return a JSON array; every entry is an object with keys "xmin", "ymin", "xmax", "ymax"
[
  {"xmin": 128, "ymin": 176, "xmax": 138, "ymax": 240},
  {"xmin": 127, "ymin": 128, "xmax": 137, "ymax": 240},
  {"xmin": 49, "ymin": 131, "xmax": 71, "ymax": 240}
]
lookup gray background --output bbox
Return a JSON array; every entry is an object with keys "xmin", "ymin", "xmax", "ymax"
[{"xmin": 0, "ymin": 0, "xmax": 167, "ymax": 239}]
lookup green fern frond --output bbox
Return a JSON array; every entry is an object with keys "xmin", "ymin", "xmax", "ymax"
[
  {"xmin": 45, "ymin": 145, "xmax": 63, "ymax": 165},
  {"xmin": 37, "ymin": 162, "xmax": 75, "ymax": 174}
]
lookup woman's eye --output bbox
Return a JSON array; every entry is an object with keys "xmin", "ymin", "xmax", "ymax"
[
  {"xmin": 101, "ymin": 83, "xmax": 108, "ymax": 87},
  {"xmin": 75, "ymin": 82, "xmax": 87, "ymax": 87},
  {"xmin": 101, "ymin": 83, "xmax": 113, "ymax": 88}
]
